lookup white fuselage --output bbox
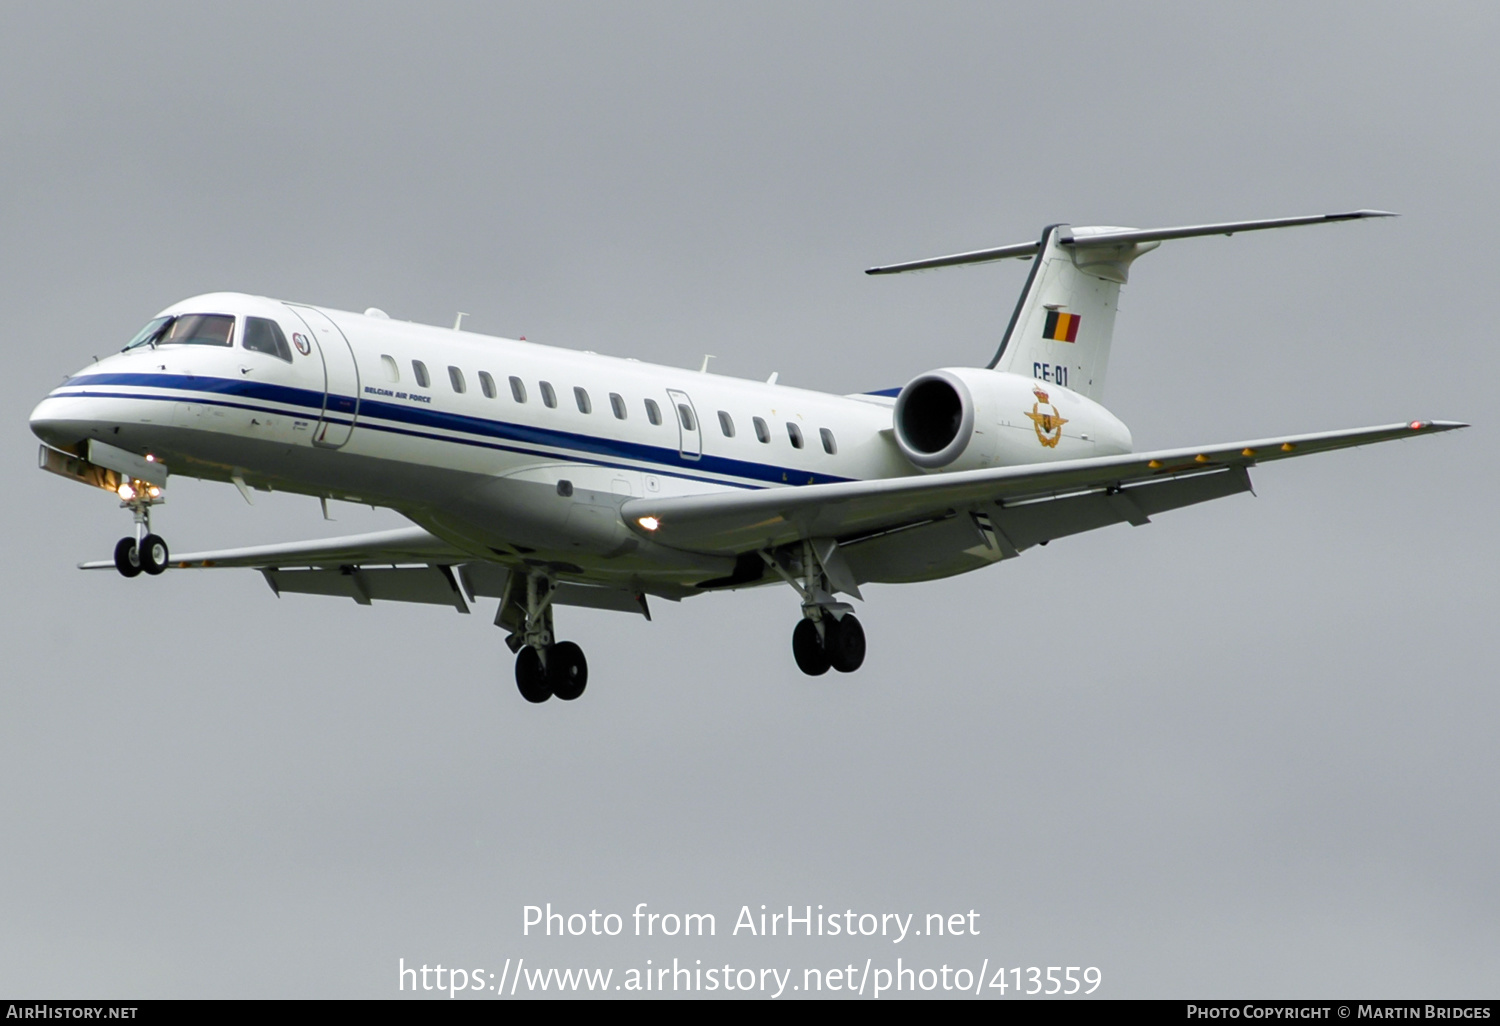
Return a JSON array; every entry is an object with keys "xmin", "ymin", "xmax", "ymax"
[{"xmin": 29, "ymin": 292, "xmax": 1133, "ymax": 591}]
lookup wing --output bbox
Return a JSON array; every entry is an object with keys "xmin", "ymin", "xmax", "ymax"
[
  {"xmin": 81, "ymin": 526, "xmax": 478, "ymax": 611},
  {"xmin": 80, "ymin": 525, "xmax": 655, "ymax": 618},
  {"xmin": 621, "ymin": 421, "xmax": 1466, "ymax": 561},
  {"xmin": 80, "ymin": 525, "xmax": 465, "ymax": 570}
]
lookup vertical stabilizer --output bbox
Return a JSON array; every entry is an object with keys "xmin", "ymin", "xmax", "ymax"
[{"xmin": 988, "ymin": 225, "xmax": 1158, "ymax": 401}]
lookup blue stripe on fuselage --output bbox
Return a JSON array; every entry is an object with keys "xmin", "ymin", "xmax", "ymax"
[{"xmin": 54, "ymin": 372, "xmax": 855, "ymax": 488}]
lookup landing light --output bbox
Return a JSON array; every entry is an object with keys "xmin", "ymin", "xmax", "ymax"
[
  {"xmin": 637, "ymin": 516, "xmax": 660, "ymax": 532},
  {"xmin": 117, "ymin": 482, "xmax": 135, "ymax": 501}
]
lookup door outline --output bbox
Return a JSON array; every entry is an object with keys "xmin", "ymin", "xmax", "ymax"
[
  {"xmin": 665, "ymin": 388, "xmax": 702, "ymax": 461},
  {"xmin": 286, "ymin": 304, "xmax": 361, "ymax": 449}
]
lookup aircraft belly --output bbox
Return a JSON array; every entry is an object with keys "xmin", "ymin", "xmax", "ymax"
[{"xmin": 417, "ymin": 471, "xmax": 735, "ymax": 583}]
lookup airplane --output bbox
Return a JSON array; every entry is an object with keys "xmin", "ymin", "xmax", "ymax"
[{"xmin": 29, "ymin": 211, "xmax": 1465, "ymax": 704}]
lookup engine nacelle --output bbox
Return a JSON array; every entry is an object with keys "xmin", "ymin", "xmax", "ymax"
[{"xmin": 891, "ymin": 367, "xmax": 1132, "ymax": 472}]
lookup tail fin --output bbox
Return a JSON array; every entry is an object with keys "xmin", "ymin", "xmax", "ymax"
[
  {"xmin": 866, "ymin": 210, "xmax": 1397, "ymax": 403},
  {"xmin": 986, "ymin": 224, "xmax": 1156, "ymax": 400}
]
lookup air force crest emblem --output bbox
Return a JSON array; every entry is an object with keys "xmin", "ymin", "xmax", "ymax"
[{"xmin": 1025, "ymin": 387, "xmax": 1068, "ymax": 448}]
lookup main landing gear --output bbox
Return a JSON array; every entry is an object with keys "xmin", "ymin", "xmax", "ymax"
[
  {"xmin": 112, "ymin": 479, "xmax": 169, "ymax": 578},
  {"xmin": 498, "ymin": 572, "xmax": 589, "ymax": 704},
  {"xmin": 763, "ymin": 541, "xmax": 867, "ymax": 677},
  {"xmin": 791, "ymin": 613, "xmax": 866, "ymax": 676}
]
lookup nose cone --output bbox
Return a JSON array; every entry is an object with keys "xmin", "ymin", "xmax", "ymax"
[{"xmin": 30, "ymin": 388, "xmax": 97, "ymax": 452}]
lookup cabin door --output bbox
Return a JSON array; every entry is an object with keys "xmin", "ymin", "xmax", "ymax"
[{"xmin": 286, "ymin": 304, "xmax": 361, "ymax": 449}]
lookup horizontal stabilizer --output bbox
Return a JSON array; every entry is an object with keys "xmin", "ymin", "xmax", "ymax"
[{"xmin": 865, "ymin": 210, "xmax": 1396, "ymax": 275}]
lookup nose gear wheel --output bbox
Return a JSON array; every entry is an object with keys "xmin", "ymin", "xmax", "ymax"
[
  {"xmin": 113, "ymin": 537, "xmax": 142, "ymax": 578},
  {"xmin": 112, "ymin": 476, "xmax": 169, "ymax": 579},
  {"xmin": 139, "ymin": 534, "xmax": 169, "ymax": 575}
]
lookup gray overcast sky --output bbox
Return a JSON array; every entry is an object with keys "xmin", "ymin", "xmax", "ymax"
[{"xmin": 2, "ymin": 1, "xmax": 1495, "ymax": 999}]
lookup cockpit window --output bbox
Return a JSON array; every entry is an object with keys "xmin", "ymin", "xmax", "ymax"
[
  {"xmin": 157, "ymin": 314, "xmax": 235, "ymax": 348},
  {"xmin": 242, "ymin": 317, "xmax": 292, "ymax": 361},
  {"xmin": 123, "ymin": 316, "xmax": 172, "ymax": 351}
]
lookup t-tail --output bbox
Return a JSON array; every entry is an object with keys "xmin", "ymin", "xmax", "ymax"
[{"xmin": 867, "ymin": 210, "xmax": 1397, "ymax": 403}]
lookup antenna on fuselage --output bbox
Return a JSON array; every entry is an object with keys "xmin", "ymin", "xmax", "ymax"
[{"xmin": 453, "ymin": 312, "xmax": 467, "ymax": 331}]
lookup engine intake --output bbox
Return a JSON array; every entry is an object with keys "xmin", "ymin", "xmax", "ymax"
[{"xmin": 892, "ymin": 371, "xmax": 975, "ymax": 469}]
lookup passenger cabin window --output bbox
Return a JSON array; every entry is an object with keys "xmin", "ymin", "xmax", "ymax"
[
  {"xmin": 645, "ymin": 398, "xmax": 662, "ymax": 425},
  {"xmin": 242, "ymin": 317, "xmax": 292, "ymax": 361},
  {"xmin": 787, "ymin": 423, "xmax": 803, "ymax": 449},
  {"xmin": 574, "ymin": 387, "xmax": 592, "ymax": 414},
  {"xmin": 448, "ymin": 366, "xmax": 466, "ymax": 393},
  {"xmin": 677, "ymin": 404, "xmax": 696, "ymax": 432},
  {"xmin": 540, "ymin": 381, "xmax": 557, "ymax": 408},
  {"xmin": 479, "ymin": 371, "xmax": 496, "ymax": 398},
  {"xmin": 717, "ymin": 411, "xmax": 735, "ymax": 438},
  {"xmin": 610, "ymin": 393, "xmax": 627, "ymax": 420},
  {"xmin": 509, "ymin": 376, "xmax": 527, "ymax": 403},
  {"xmin": 753, "ymin": 416, "xmax": 770, "ymax": 443},
  {"xmin": 412, "ymin": 360, "xmax": 430, "ymax": 388},
  {"xmin": 820, "ymin": 428, "xmax": 837, "ymax": 455},
  {"xmin": 380, "ymin": 355, "xmax": 400, "ymax": 382}
]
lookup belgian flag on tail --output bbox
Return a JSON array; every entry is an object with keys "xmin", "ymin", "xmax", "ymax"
[{"xmin": 1043, "ymin": 310, "xmax": 1080, "ymax": 343}]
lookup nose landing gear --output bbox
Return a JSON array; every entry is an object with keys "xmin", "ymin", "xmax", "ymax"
[
  {"xmin": 498, "ymin": 572, "xmax": 590, "ymax": 704},
  {"xmin": 112, "ymin": 480, "xmax": 169, "ymax": 578}
]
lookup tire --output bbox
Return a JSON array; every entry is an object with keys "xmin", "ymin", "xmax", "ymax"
[
  {"xmin": 139, "ymin": 534, "xmax": 169, "ymax": 576},
  {"xmin": 113, "ymin": 537, "xmax": 142, "ymax": 578},
  {"xmin": 826, "ymin": 614, "xmax": 866, "ymax": 673},
  {"xmin": 549, "ymin": 641, "xmax": 588, "ymax": 701},
  {"xmin": 515, "ymin": 646, "xmax": 552, "ymax": 703},
  {"xmin": 792, "ymin": 618, "xmax": 831, "ymax": 676}
]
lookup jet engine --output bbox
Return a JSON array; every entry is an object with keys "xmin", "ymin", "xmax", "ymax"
[{"xmin": 891, "ymin": 367, "xmax": 1132, "ymax": 472}]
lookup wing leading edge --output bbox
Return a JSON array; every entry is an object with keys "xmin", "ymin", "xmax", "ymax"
[{"xmin": 621, "ymin": 420, "xmax": 1466, "ymax": 556}]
